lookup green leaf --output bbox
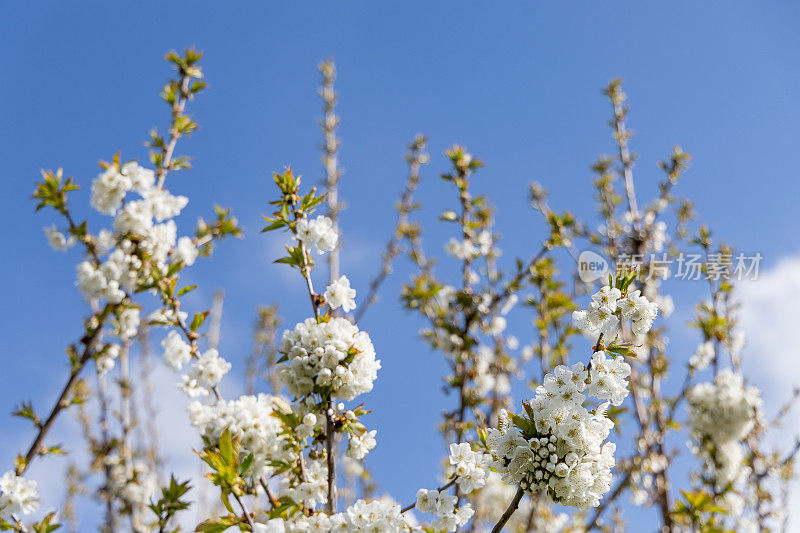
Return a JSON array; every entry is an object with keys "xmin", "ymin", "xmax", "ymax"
[
  {"xmin": 239, "ymin": 453, "xmax": 254, "ymax": 475},
  {"xmin": 177, "ymin": 285, "xmax": 198, "ymax": 297},
  {"xmin": 195, "ymin": 517, "xmax": 236, "ymax": 533},
  {"xmin": 219, "ymin": 491, "xmax": 235, "ymax": 514},
  {"xmin": 219, "ymin": 428, "xmax": 234, "ymax": 465},
  {"xmin": 261, "ymin": 219, "xmax": 286, "ymax": 233},
  {"xmin": 190, "ymin": 311, "xmax": 210, "ymax": 332}
]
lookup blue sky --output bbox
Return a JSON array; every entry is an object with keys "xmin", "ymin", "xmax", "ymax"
[{"xmin": 2, "ymin": 2, "xmax": 800, "ymax": 530}]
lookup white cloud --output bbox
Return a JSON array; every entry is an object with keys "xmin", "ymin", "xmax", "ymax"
[
  {"xmin": 738, "ymin": 255, "xmax": 800, "ymax": 532},
  {"xmin": 739, "ymin": 256, "xmax": 800, "ymax": 406}
]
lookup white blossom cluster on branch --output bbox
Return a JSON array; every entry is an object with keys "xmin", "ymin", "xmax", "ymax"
[
  {"xmin": 572, "ymin": 285, "xmax": 659, "ymax": 337},
  {"xmin": 687, "ymin": 369, "xmax": 762, "ymax": 513},
  {"xmin": 487, "ymin": 350, "xmax": 632, "ymax": 509},
  {"xmin": 278, "ymin": 317, "xmax": 381, "ymax": 401},
  {"xmin": 188, "ymin": 394, "xmax": 288, "ymax": 478}
]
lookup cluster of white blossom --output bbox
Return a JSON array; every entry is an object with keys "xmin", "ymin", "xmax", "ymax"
[
  {"xmin": 474, "ymin": 346, "xmax": 511, "ymax": 397},
  {"xmin": 447, "ymin": 443, "xmax": 490, "ymax": 494},
  {"xmin": 412, "ymin": 443, "xmax": 486, "ymax": 532},
  {"xmin": 104, "ymin": 453, "xmax": 157, "ymax": 514},
  {"xmin": 179, "ymin": 348, "xmax": 232, "ymax": 397},
  {"xmin": 281, "ymin": 460, "xmax": 328, "ymax": 509},
  {"xmin": 487, "ymin": 354, "xmax": 630, "ymax": 509},
  {"xmin": 279, "ymin": 317, "xmax": 381, "ymax": 401},
  {"xmin": 444, "ymin": 230, "xmax": 497, "ymax": 260},
  {"xmin": 324, "ymin": 275, "xmax": 356, "ymax": 313},
  {"xmin": 572, "ymin": 286, "xmax": 659, "ymax": 337},
  {"xmin": 96, "ymin": 343, "xmax": 121, "ymax": 376},
  {"xmin": 90, "ymin": 162, "xmax": 154, "ymax": 214},
  {"xmin": 687, "ymin": 369, "xmax": 762, "ymax": 512},
  {"xmin": 76, "ymin": 248, "xmax": 141, "ymax": 304},
  {"xmin": 264, "ymin": 499, "xmax": 407, "ymax": 532},
  {"xmin": 296, "ymin": 215, "xmax": 338, "ymax": 254},
  {"xmin": 689, "ymin": 340, "xmax": 715, "ymax": 370},
  {"xmin": 0, "ymin": 471, "xmax": 38, "ymax": 518},
  {"xmin": 415, "ymin": 489, "xmax": 474, "ymax": 533},
  {"xmin": 346, "ymin": 429, "xmax": 377, "ymax": 460},
  {"xmin": 687, "ymin": 369, "xmax": 761, "ymax": 447},
  {"xmin": 161, "ymin": 330, "xmax": 192, "ymax": 369},
  {"xmin": 112, "ymin": 307, "xmax": 140, "ymax": 341},
  {"xmin": 74, "ymin": 161, "xmax": 198, "ymax": 305},
  {"xmin": 587, "ymin": 351, "xmax": 632, "ymax": 406},
  {"xmin": 188, "ymin": 394, "xmax": 288, "ymax": 478},
  {"xmin": 63, "ymin": 161, "xmax": 202, "ymax": 381},
  {"xmin": 445, "ymin": 237, "xmax": 477, "ymax": 260}
]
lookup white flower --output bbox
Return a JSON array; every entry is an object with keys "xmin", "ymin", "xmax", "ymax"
[
  {"xmin": 96, "ymin": 229, "xmax": 116, "ymax": 256},
  {"xmin": 113, "ymin": 307, "xmax": 140, "ymax": 341},
  {"xmin": 143, "ymin": 188, "xmax": 188, "ymax": 222},
  {"xmin": 346, "ymin": 429, "xmax": 377, "ymax": 460},
  {"xmin": 44, "ymin": 224, "xmax": 75, "ymax": 251},
  {"xmin": 592, "ymin": 286, "xmax": 621, "ymax": 312},
  {"xmin": 143, "ymin": 221, "xmax": 177, "ymax": 267},
  {"xmin": 448, "ymin": 443, "xmax": 489, "ymax": 494},
  {"xmin": 96, "ymin": 343, "xmax": 120, "ymax": 376},
  {"xmin": 483, "ymin": 316, "xmax": 507, "ymax": 336},
  {"xmin": 280, "ymin": 460, "xmax": 328, "ymax": 509},
  {"xmin": 416, "ymin": 488, "xmax": 437, "ymax": 514},
  {"xmin": 587, "ymin": 351, "xmax": 631, "ymax": 407},
  {"xmin": 296, "ymin": 215, "xmax": 338, "ymax": 254},
  {"xmin": 0, "ymin": 471, "xmax": 38, "ymax": 517},
  {"xmin": 690, "ymin": 341, "xmax": 715, "ymax": 370},
  {"xmin": 173, "ymin": 236, "xmax": 198, "ymax": 266},
  {"xmin": 445, "ymin": 237, "xmax": 477, "ymax": 260},
  {"xmin": 327, "ymin": 499, "xmax": 406, "ymax": 531},
  {"xmin": 105, "ymin": 453, "xmax": 157, "ymax": 514},
  {"xmin": 324, "ymin": 275, "xmax": 357, "ymax": 312},
  {"xmin": 90, "ymin": 166, "xmax": 132, "ymax": 215},
  {"xmin": 476, "ymin": 231, "xmax": 494, "ymax": 255},
  {"xmin": 253, "ymin": 519, "xmax": 286, "ymax": 533},
  {"xmin": 77, "ymin": 260, "xmax": 124, "ymax": 303},
  {"xmin": 113, "ymin": 199, "xmax": 154, "ymax": 235},
  {"xmin": 120, "ymin": 162, "xmax": 155, "ymax": 194},
  {"xmin": 162, "ymin": 330, "xmax": 192, "ymax": 370},
  {"xmin": 416, "ymin": 487, "xmax": 473, "ymax": 531},
  {"xmin": 180, "ymin": 348, "xmax": 231, "ymax": 397}
]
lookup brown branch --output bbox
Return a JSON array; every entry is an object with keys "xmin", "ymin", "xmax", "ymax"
[
  {"xmin": 325, "ymin": 409, "xmax": 337, "ymax": 514},
  {"xmin": 491, "ymin": 487, "xmax": 525, "ymax": 533},
  {"xmin": 17, "ymin": 317, "xmax": 107, "ymax": 475},
  {"xmin": 259, "ymin": 478, "xmax": 280, "ymax": 510}
]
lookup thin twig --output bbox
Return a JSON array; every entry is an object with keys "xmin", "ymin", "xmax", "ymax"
[
  {"xmin": 156, "ymin": 74, "xmax": 192, "ymax": 190},
  {"xmin": 355, "ymin": 135, "xmax": 428, "ymax": 324},
  {"xmin": 319, "ymin": 60, "xmax": 343, "ymax": 285},
  {"xmin": 400, "ymin": 477, "xmax": 456, "ymax": 513}
]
